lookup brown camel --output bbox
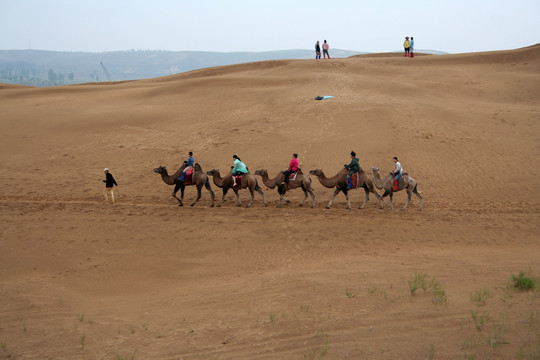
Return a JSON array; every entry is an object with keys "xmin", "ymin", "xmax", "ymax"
[
  {"xmin": 309, "ymin": 168, "xmax": 384, "ymax": 209},
  {"xmin": 153, "ymin": 163, "xmax": 215, "ymax": 207},
  {"xmin": 206, "ymin": 169, "xmax": 267, "ymax": 208},
  {"xmin": 370, "ymin": 167, "xmax": 422, "ymax": 210},
  {"xmin": 254, "ymin": 169, "xmax": 316, "ymax": 208}
]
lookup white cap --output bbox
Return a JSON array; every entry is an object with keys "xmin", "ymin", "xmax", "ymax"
[{"xmin": 103, "ymin": 168, "xmax": 109, "ymax": 172}]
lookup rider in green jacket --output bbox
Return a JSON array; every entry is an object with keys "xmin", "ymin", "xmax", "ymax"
[{"xmin": 345, "ymin": 151, "xmax": 360, "ymax": 189}]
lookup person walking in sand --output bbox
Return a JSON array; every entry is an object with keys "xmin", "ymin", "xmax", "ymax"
[
  {"xmin": 392, "ymin": 156, "xmax": 403, "ymax": 190},
  {"xmin": 409, "ymin": 36, "xmax": 414, "ymax": 57},
  {"xmin": 103, "ymin": 168, "xmax": 118, "ymax": 203},
  {"xmin": 315, "ymin": 41, "xmax": 321, "ymax": 59},
  {"xmin": 322, "ymin": 40, "xmax": 330, "ymax": 59},
  {"xmin": 403, "ymin": 36, "xmax": 410, "ymax": 57}
]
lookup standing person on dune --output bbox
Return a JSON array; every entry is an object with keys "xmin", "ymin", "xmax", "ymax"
[
  {"xmin": 403, "ymin": 36, "xmax": 410, "ymax": 57},
  {"xmin": 322, "ymin": 40, "xmax": 330, "ymax": 59},
  {"xmin": 315, "ymin": 41, "xmax": 321, "ymax": 59},
  {"xmin": 103, "ymin": 168, "xmax": 118, "ymax": 204},
  {"xmin": 409, "ymin": 36, "xmax": 415, "ymax": 57}
]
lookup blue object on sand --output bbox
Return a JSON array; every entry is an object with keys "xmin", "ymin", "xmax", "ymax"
[{"xmin": 314, "ymin": 95, "xmax": 334, "ymax": 100}]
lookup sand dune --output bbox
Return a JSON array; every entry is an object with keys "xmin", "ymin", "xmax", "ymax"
[{"xmin": 0, "ymin": 45, "xmax": 539, "ymax": 359}]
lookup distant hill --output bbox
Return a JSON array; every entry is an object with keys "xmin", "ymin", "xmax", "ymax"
[
  {"xmin": 0, "ymin": 49, "xmax": 368, "ymax": 87},
  {"xmin": 0, "ymin": 49, "xmax": 448, "ymax": 87}
]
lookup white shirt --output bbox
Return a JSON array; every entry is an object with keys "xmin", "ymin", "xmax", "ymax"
[{"xmin": 394, "ymin": 161, "xmax": 403, "ymax": 175}]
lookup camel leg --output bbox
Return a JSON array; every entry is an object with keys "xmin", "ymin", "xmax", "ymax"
[
  {"xmin": 277, "ymin": 186, "xmax": 291, "ymax": 203},
  {"xmin": 205, "ymin": 180, "xmax": 215, "ymax": 207},
  {"xmin": 414, "ymin": 188, "xmax": 423, "ymax": 210},
  {"xmin": 172, "ymin": 183, "xmax": 183, "ymax": 206},
  {"xmin": 403, "ymin": 186, "xmax": 423, "ymax": 210},
  {"xmin": 345, "ymin": 190, "xmax": 351, "ymax": 209},
  {"xmin": 180, "ymin": 186, "xmax": 186, "ymax": 207},
  {"xmin": 255, "ymin": 185, "xmax": 267, "ymax": 207},
  {"xmin": 372, "ymin": 189, "xmax": 385, "ymax": 209},
  {"xmin": 359, "ymin": 187, "xmax": 369, "ymax": 209},
  {"xmin": 388, "ymin": 192, "xmax": 394, "ymax": 210},
  {"xmin": 327, "ymin": 188, "xmax": 345, "ymax": 209},
  {"xmin": 190, "ymin": 185, "xmax": 202, "ymax": 207},
  {"xmin": 218, "ymin": 188, "xmax": 229, "ymax": 207},
  {"xmin": 299, "ymin": 188, "xmax": 308, "ymax": 207},
  {"xmin": 403, "ymin": 190, "xmax": 412, "ymax": 210},
  {"xmin": 309, "ymin": 189, "xmax": 316, "ymax": 208},
  {"xmin": 277, "ymin": 187, "xmax": 285, "ymax": 208},
  {"xmin": 277, "ymin": 188, "xmax": 287, "ymax": 208},
  {"xmin": 234, "ymin": 189, "xmax": 242, "ymax": 207},
  {"xmin": 246, "ymin": 187, "xmax": 255, "ymax": 208},
  {"xmin": 381, "ymin": 190, "xmax": 392, "ymax": 210}
]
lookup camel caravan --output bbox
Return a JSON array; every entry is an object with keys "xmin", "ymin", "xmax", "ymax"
[{"xmin": 153, "ymin": 152, "xmax": 422, "ymax": 210}]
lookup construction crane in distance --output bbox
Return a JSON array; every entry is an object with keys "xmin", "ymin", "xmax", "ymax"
[{"xmin": 100, "ymin": 61, "xmax": 112, "ymax": 81}]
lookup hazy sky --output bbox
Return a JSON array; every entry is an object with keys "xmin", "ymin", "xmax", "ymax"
[{"xmin": 1, "ymin": 0, "xmax": 539, "ymax": 54}]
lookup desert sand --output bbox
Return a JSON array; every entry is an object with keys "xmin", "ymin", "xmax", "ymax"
[{"xmin": 1, "ymin": 45, "xmax": 539, "ymax": 359}]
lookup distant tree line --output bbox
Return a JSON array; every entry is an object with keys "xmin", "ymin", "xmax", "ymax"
[
  {"xmin": 0, "ymin": 49, "xmax": 369, "ymax": 87},
  {"xmin": 0, "ymin": 62, "xmax": 82, "ymax": 86}
]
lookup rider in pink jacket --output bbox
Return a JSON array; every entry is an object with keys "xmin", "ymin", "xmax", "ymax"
[{"xmin": 282, "ymin": 153, "xmax": 299, "ymax": 184}]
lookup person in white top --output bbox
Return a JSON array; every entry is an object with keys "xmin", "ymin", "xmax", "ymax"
[
  {"xmin": 322, "ymin": 40, "xmax": 330, "ymax": 59},
  {"xmin": 392, "ymin": 156, "xmax": 403, "ymax": 190}
]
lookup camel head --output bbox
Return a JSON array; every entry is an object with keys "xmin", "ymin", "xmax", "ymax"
[
  {"xmin": 309, "ymin": 169, "xmax": 323, "ymax": 176},
  {"xmin": 254, "ymin": 169, "xmax": 267, "ymax": 176},
  {"xmin": 370, "ymin": 167, "xmax": 380, "ymax": 174},
  {"xmin": 206, "ymin": 169, "xmax": 219, "ymax": 176},
  {"xmin": 153, "ymin": 166, "xmax": 167, "ymax": 175}
]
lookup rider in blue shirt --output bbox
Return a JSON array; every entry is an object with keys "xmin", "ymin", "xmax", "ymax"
[{"xmin": 179, "ymin": 151, "xmax": 194, "ymax": 181}]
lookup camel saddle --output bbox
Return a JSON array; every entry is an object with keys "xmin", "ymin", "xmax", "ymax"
[
  {"xmin": 287, "ymin": 171, "xmax": 298, "ymax": 181},
  {"xmin": 184, "ymin": 169, "xmax": 193, "ymax": 185},
  {"xmin": 233, "ymin": 175, "xmax": 243, "ymax": 190},
  {"xmin": 389, "ymin": 172, "xmax": 407, "ymax": 190},
  {"xmin": 349, "ymin": 172, "xmax": 359, "ymax": 189}
]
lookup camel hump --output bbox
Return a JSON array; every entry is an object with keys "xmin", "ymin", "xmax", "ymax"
[
  {"xmin": 194, "ymin": 163, "xmax": 202, "ymax": 171},
  {"xmin": 402, "ymin": 171, "xmax": 408, "ymax": 176}
]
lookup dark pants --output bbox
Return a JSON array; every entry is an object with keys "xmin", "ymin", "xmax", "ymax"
[{"xmin": 283, "ymin": 169, "xmax": 294, "ymax": 183}]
